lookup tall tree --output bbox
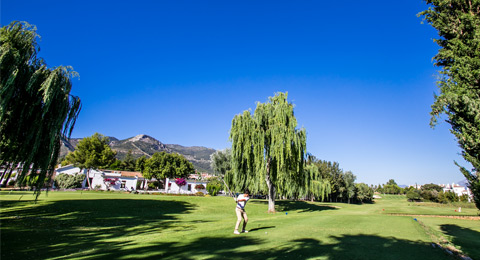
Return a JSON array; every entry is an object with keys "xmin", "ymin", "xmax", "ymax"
[
  {"xmin": 143, "ymin": 152, "xmax": 194, "ymax": 181},
  {"xmin": 0, "ymin": 21, "xmax": 81, "ymax": 192},
  {"xmin": 229, "ymin": 92, "xmax": 306, "ymax": 213},
  {"xmin": 210, "ymin": 148, "xmax": 232, "ymax": 177},
  {"xmin": 135, "ymin": 155, "xmax": 147, "ymax": 173},
  {"xmin": 420, "ymin": 0, "xmax": 480, "ymax": 210},
  {"xmin": 121, "ymin": 150, "xmax": 136, "ymax": 171},
  {"xmin": 301, "ymin": 163, "xmax": 331, "ymax": 202},
  {"xmin": 344, "ymin": 171, "xmax": 356, "ymax": 204},
  {"xmin": 64, "ymin": 133, "xmax": 116, "ymax": 188}
]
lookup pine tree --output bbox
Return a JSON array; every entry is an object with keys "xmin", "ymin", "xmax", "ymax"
[{"xmin": 420, "ymin": 0, "xmax": 480, "ymax": 210}]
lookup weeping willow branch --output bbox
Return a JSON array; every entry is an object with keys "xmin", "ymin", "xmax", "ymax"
[{"xmin": 0, "ymin": 21, "xmax": 81, "ymax": 197}]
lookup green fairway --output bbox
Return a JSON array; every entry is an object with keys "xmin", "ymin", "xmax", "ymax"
[{"xmin": 1, "ymin": 191, "xmax": 478, "ymax": 260}]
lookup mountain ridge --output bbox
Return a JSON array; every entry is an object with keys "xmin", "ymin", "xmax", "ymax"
[{"xmin": 60, "ymin": 134, "xmax": 216, "ymax": 173}]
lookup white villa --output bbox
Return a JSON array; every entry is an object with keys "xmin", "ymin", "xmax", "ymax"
[
  {"xmin": 165, "ymin": 177, "xmax": 208, "ymax": 194},
  {"xmin": 440, "ymin": 182, "xmax": 472, "ymax": 200},
  {"xmin": 54, "ymin": 165, "xmax": 146, "ymax": 191},
  {"xmin": 54, "ymin": 165, "xmax": 208, "ymax": 194}
]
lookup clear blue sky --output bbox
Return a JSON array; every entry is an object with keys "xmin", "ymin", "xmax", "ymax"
[{"xmin": 2, "ymin": 0, "xmax": 469, "ymax": 185}]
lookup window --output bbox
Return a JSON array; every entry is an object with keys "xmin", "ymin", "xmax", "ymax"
[
  {"xmin": 188, "ymin": 184, "xmax": 192, "ymax": 191},
  {"xmin": 121, "ymin": 181, "xmax": 126, "ymax": 188}
]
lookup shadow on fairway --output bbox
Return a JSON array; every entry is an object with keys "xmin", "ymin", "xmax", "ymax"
[
  {"xmin": 248, "ymin": 226, "xmax": 275, "ymax": 232},
  {"xmin": 38, "ymin": 233, "xmax": 449, "ymax": 259},
  {"xmin": 440, "ymin": 224, "xmax": 480, "ymax": 258},
  {"xmin": 251, "ymin": 200, "xmax": 339, "ymax": 213},
  {"xmin": 1, "ymin": 199, "xmax": 195, "ymax": 260}
]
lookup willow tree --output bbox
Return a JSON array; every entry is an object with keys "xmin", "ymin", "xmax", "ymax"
[
  {"xmin": 301, "ymin": 163, "xmax": 331, "ymax": 202},
  {"xmin": 420, "ymin": 0, "xmax": 480, "ymax": 209},
  {"xmin": 229, "ymin": 92, "xmax": 306, "ymax": 213},
  {"xmin": 0, "ymin": 21, "xmax": 81, "ymax": 193}
]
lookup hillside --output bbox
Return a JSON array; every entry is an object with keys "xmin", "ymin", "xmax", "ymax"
[{"xmin": 60, "ymin": 134, "xmax": 216, "ymax": 173}]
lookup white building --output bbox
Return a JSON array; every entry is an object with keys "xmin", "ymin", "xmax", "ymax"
[
  {"xmin": 165, "ymin": 177, "xmax": 208, "ymax": 195},
  {"xmin": 440, "ymin": 182, "xmax": 473, "ymax": 201},
  {"xmin": 54, "ymin": 165, "xmax": 145, "ymax": 191}
]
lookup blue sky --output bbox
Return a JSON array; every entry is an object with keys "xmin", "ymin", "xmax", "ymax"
[{"xmin": 2, "ymin": 0, "xmax": 469, "ymax": 185}]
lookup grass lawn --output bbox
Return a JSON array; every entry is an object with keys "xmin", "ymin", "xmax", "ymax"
[{"xmin": 1, "ymin": 191, "xmax": 479, "ymax": 260}]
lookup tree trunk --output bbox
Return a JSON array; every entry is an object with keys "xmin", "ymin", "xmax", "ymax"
[
  {"xmin": 85, "ymin": 168, "xmax": 92, "ymax": 189},
  {"xmin": 265, "ymin": 158, "xmax": 276, "ymax": 213}
]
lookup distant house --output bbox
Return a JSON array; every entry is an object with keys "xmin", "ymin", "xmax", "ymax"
[
  {"xmin": 440, "ymin": 182, "xmax": 473, "ymax": 201},
  {"xmin": 92, "ymin": 170, "xmax": 146, "ymax": 191},
  {"xmin": 165, "ymin": 177, "xmax": 208, "ymax": 195},
  {"xmin": 188, "ymin": 173, "xmax": 215, "ymax": 180},
  {"xmin": 54, "ymin": 165, "xmax": 145, "ymax": 191}
]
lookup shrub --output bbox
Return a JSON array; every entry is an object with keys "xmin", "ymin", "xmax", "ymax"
[
  {"xmin": 206, "ymin": 178, "xmax": 223, "ymax": 196},
  {"xmin": 148, "ymin": 182, "xmax": 157, "ymax": 190},
  {"xmin": 459, "ymin": 194, "xmax": 470, "ymax": 202},
  {"xmin": 195, "ymin": 191, "xmax": 204, "ymax": 196},
  {"xmin": 55, "ymin": 173, "xmax": 85, "ymax": 189},
  {"xmin": 420, "ymin": 189, "xmax": 439, "ymax": 202},
  {"xmin": 406, "ymin": 190, "xmax": 422, "ymax": 201},
  {"xmin": 175, "ymin": 178, "xmax": 187, "ymax": 187},
  {"xmin": 8, "ymin": 179, "xmax": 15, "ymax": 186},
  {"xmin": 438, "ymin": 191, "xmax": 459, "ymax": 203}
]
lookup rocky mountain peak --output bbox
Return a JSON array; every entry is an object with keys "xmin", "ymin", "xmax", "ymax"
[{"xmin": 128, "ymin": 134, "xmax": 159, "ymax": 144}]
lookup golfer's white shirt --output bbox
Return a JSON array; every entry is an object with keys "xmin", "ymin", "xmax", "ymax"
[{"xmin": 236, "ymin": 194, "xmax": 249, "ymax": 210}]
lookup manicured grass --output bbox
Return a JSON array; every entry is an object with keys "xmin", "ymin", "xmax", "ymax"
[{"xmin": 1, "ymin": 191, "xmax": 478, "ymax": 259}]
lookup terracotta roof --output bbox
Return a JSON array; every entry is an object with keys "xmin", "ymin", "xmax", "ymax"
[{"xmin": 101, "ymin": 170, "xmax": 144, "ymax": 178}]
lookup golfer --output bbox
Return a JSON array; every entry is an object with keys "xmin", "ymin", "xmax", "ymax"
[{"xmin": 234, "ymin": 189, "xmax": 250, "ymax": 235}]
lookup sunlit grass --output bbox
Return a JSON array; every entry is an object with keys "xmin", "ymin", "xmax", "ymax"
[{"xmin": 1, "ymin": 191, "xmax": 478, "ymax": 259}]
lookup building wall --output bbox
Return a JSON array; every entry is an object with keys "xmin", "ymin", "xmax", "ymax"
[
  {"xmin": 166, "ymin": 178, "xmax": 208, "ymax": 194},
  {"xmin": 91, "ymin": 173, "xmax": 139, "ymax": 191}
]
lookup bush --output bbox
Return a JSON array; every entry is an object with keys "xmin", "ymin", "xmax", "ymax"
[
  {"xmin": 55, "ymin": 173, "xmax": 85, "ymax": 189},
  {"xmin": 438, "ymin": 191, "xmax": 459, "ymax": 203},
  {"xmin": 175, "ymin": 178, "xmax": 187, "ymax": 187},
  {"xmin": 459, "ymin": 194, "xmax": 470, "ymax": 202},
  {"xmin": 8, "ymin": 179, "xmax": 15, "ymax": 186},
  {"xmin": 148, "ymin": 182, "xmax": 158, "ymax": 190},
  {"xmin": 206, "ymin": 178, "xmax": 223, "ymax": 196},
  {"xmin": 195, "ymin": 191, "xmax": 204, "ymax": 196},
  {"xmin": 406, "ymin": 190, "xmax": 422, "ymax": 201},
  {"xmin": 420, "ymin": 189, "xmax": 439, "ymax": 202}
]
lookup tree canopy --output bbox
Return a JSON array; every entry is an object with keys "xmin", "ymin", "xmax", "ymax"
[
  {"xmin": 0, "ymin": 21, "xmax": 81, "ymax": 193},
  {"xmin": 420, "ymin": 0, "xmax": 480, "ymax": 210},
  {"xmin": 143, "ymin": 152, "xmax": 194, "ymax": 180},
  {"xmin": 229, "ymin": 92, "xmax": 306, "ymax": 212},
  {"xmin": 210, "ymin": 148, "xmax": 232, "ymax": 177},
  {"xmin": 63, "ymin": 133, "xmax": 116, "ymax": 188}
]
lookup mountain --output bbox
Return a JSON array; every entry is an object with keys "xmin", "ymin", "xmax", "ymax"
[{"xmin": 60, "ymin": 134, "xmax": 216, "ymax": 173}]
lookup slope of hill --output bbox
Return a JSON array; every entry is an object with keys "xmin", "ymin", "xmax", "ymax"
[{"xmin": 60, "ymin": 134, "xmax": 216, "ymax": 173}]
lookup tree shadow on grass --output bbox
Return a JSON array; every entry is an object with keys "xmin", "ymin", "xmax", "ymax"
[
  {"xmin": 440, "ymin": 224, "xmax": 480, "ymax": 259},
  {"xmin": 248, "ymin": 226, "xmax": 275, "ymax": 232},
  {"xmin": 1, "ymin": 199, "xmax": 195, "ymax": 260},
  {"xmin": 48, "ymin": 233, "xmax": 451, "ymax": 260},
  {"xmin": 251, "ymin": 200, "xmax": 339, "ymax": 213}
]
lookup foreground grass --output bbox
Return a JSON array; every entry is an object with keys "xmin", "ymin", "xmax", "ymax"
[{"xmin": 1, "ymin": 191, "xmax": 478, "ymax": 260}]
